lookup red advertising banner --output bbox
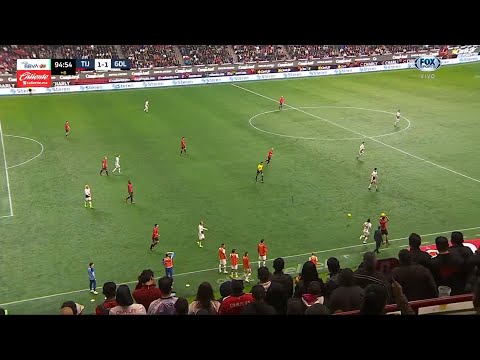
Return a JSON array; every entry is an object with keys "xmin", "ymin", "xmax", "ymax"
[
  {"xmin": 420, "ymin": 239, "xmax": 480, "ymax": 257},
  {"xmin": 16, "ymin": 70, "xmax": 52, "ymax": 88}
]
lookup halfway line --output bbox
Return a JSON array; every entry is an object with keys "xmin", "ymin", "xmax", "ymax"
[
  {"xmin": 1, "ymin": 225, "xmax": 480, "ymax": 307},
  {"xmin": 231, "ymin": 83, "xmax": 480, "ymax": 185}
]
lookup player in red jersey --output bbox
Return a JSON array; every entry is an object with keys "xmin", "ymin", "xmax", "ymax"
[
  {"xmin": 218, "ymin": 243, "xmax": 228, "ymax": 274},
  {"xmin": 100, "ymin": 156, "xmax": 108, "ymax": 176},
  {"xmin": 266, "ymin": 148, "xmax": 274, "ymax": 165},
  {"xmin": 150, "ymin": 224, "xmax": 159, "ymax": 251},
  {"xmin": 242, "ymin": 252, "xmax": 251, "ymax": 283},
  {"xmin": 180, "ymin": 137, "xmax": 187, "ymax": 155},
  {"xmin": 230, "ymin": 249, "xmax": 239, "ymax": 278},
  {"xmin": 125, "ymin": 180, "xmax": 134, "ymax": 204},
  {"xmin": 257, "ymin": 239, "xmax": 267, "ymax": 267},
  {"xmin": 279, "ymin": 96, "xmax": 285, "ymax": 110},
  {"xmin": 65, "ymin": 121, "xmax": 70, "ymax": 138},
  {"xmin": 379, "ymin": 212, "xmax": 390, "ymax": 246}
]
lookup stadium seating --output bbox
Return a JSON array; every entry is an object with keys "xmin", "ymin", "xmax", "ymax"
[
  {"xmin": 232, "ymin": 45, "xmax": 289, "ymax": 62},
  {"xmin": 0, "ymin": 45, "xmax": 444, "ymax": 74},
  {"xmin": 121, "ymin": 45, "xmax": 180, "ymax": 69},
  {"xmin": 179, "ymin": 45, "xmax": 233, "ymax": 66}
]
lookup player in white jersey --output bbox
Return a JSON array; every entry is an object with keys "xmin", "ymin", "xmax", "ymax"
[
  {"xmin": 197, "ymin": 221, "xmax": 208, "ymax": 248},
  {"xmin": 144, "ymin": 100, "xmax": 149, "ymax": 113},
  {"xmin": 359, "ymin": 218, "xmax": 372, "ymax": 244},
  {"xmin": 112, "ymin": 155, "xmax": 121, "ymax": 174},
  {"xmin": 357, "ymin": 141, "xmax": 365, "ymax": 159},
  {"xmin": 394, "ymin": 110, "xmax": 400, "ymax": 127},
  {"xmin": 84, "ymin": 185, "xmax": 93, "ymax": 208},
  {"xmin": 368, "ymin": 168, "xmax": 379, "ymax": 191}
]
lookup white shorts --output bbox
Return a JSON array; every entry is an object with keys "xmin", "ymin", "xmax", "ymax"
[
  {"xmin": 219, "ymin": 259, "xmax": 226, "ymax": 266},
  {"xmin": 359, "ymin": 149, "xmax": 365, "ymax": 154},
  {"xmin": 259, "ymin": 255, "xmax": 266, "ymax": 261},
  {"xmin": 85, "ymin": 196, "xmax": 91, "ymax": 201},
  {"xmin": 363, "ymin": 230, "xmax": 370, "ymax": 237},
  {"xmin": 114, "ymin": 164, "xmax": 120, "ymax": 168},
  {"xmin": 231, "ymin": 265, "xmax": 238, "ymax": 270},
  {"xmin": 199, "ymin": 233, "xmax": 205, "ymax": 240}
]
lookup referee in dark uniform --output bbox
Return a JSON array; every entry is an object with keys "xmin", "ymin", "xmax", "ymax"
[{"xmin": 373, "ymin": 226, "xmax": 383, "ymax": 254}]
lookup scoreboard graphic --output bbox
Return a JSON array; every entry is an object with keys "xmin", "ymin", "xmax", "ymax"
[{"xmin": 16, "ymin": 58, "xmax": 132, "ymax": 87}]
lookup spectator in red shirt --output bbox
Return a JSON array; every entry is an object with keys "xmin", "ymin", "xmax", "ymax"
[
  {"xmin": 218, "ymin": 279, "xmax": 253, "ymax": 315},
  {"xmin": 96, "ymin": 282, "xmax": 118, "ymax": 315},
  {"xmin": 132, "ymin": 269, "xmax": 161, "ymax": 310}
]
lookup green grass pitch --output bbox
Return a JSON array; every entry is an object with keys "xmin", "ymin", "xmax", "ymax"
[{"xmin": 0, "ymin": 63, "xmax": 479, "ymax": 314}]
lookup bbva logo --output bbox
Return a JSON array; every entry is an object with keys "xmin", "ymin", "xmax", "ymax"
[{"xmin": 414, "ymin": 56, "xmax": 441, "ymax": 72}]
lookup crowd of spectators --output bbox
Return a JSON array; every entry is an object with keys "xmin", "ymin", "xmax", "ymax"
[
  {"xmin": 179, "ymin": 45, "xmax": 233, "ymax": 66},
  {"xmin": 0, "ymin": 45, "xmax": 444, "ymax": 74},
  {"xmin": 0, "ymin": 45, "xmax": 60, "ymax": 74},
  {"xmin": 57, "ymin": 45, "xmax": 118, "ymax": 60},
  {"xmin": 57, "ymin": 231, "xmax": 480, "ymax": 315},
  {"xmin": 122, "ymin": 45, "xmax": 180, "ymax": 69},
  {"xmin": 233, "ymin": 45, "xmax": 289, "ymax": 62},
  {"xmin": 286, "ymin": 45, "xmax": 440, "ymax": 60}
]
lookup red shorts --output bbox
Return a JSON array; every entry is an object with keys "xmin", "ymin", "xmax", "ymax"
[
  {"xmin": 102, "ymin": 166, "xmax": 107, "ymax": 170},
  {"xmin": 381, "ymin": 228, "xmax": 388, "ymax": 235},
  {"xmin": 181, "ymin": 145, "xmax": 186, "ymax": 149}
]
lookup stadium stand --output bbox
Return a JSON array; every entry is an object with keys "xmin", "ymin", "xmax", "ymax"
[
  {"xmin": 232, "ymin": 45, "xmax": 289, "ymax": 62},
  {"xmin": 0, "ymin": 45, "xmax": 444, "ymax": 74},
  {"xmin": 179, "ymin": 45, "xmax": 233, "ymax": 66},
  {"xmin": 121, "ymin": 45, "xmax": 180, "ymax": 69}
]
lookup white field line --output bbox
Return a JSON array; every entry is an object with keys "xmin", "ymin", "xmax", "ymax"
[
  {"xmin": 232, "ymin": 84, "xmax": 480, "ymax": 185},
  {"xmin": 4, "ymin": 135, "xmax": 44, "ymax": 169},
  {"xmin": 0, "ymin": 121, "xmax": 13, "ymax": 216},
  {"xmin": 1, "ymin": 225, "xmax": 480, "ymax": 307}
]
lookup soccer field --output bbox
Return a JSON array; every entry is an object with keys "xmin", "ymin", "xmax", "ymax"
[{"xmin": 1, "ymin": 63, "xmax": 480, "ymax": 314}]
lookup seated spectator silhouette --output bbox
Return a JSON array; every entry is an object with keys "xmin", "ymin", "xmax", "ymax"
[
  {"xmin": 324, "ymin": 257, "xmax": 341, "ymax": 300},
  {"xmin": 408, "ymin": 232, "xmax": 432, "ymax": 270},
  {"xmin": 270, "ymin": 257, "xmax": 294, "ymax": 298},
  {"xmin": 95, "ymin": 281, "xmax": 118, "ymax": 315},
  {"xmin": 327, "ymin": 268, "xmax": 364, "ymax": 313},
  {"xmin": 392, "ymin": 249, "xmax": 438, "ymax": 301},
  {"xmin": 354, "ymin": 252, "xmax": 391, "ymax": 302},
  {"xmin": 109, "ymin": 284, "xmax": 146, "ymax": 315},
  {"xmin": 218, "ymin": 280, "xmax": 232, "ymax": 303},
  {"xmin": 133, "ymin": 269, "xmax": 161, "ymax": 310},
  {"xmin": 301, "ymin": 281, "xmax": 325, "ymax": 311},
  {"xmin": 218, "ymin": 279, "xmax": 253, "ymax": 315},
  {"xmin": 242, "ymin": 285, "xmax": 276, "ymax": 315},
  {"xmin": 174, "ymin": 298, "xmax": 189, "ymax": 315},
  {"xmin": 294, "ymin": 261, "xmax": 325, "ymax": 298},
  {"xmin": 258, "ymin": 266, "xmax": 288, "ymax": 315},
  {"xmin": 430, "ymin": 236, "xmax": 467, "ymax": 295},
  {"xmin": 60, "ymin": 301, "xmax": 84, "ymax": 315},
  {"xmin": 189, "ymin": 281, "xmax": 220, "ymax": 315},
  {"xmin": 147, "ymin": 276, "xmax": 178, "ymax": 315}
]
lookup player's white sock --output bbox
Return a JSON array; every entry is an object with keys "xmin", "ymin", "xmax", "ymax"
[
  {"xmin": 219, "ymin": 264, "xmax": 222, "ymax": 273},
  {"xmin": 262, "ymin": 261, "xmax": 266, "ymax": 267},
  {"xmin": 119, "ymin": 168, "xmax": 121, "ymax": 174},
  {"xmin": 258, "ymin": 261, "xmax": 261, "ymax": 267}
]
